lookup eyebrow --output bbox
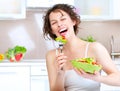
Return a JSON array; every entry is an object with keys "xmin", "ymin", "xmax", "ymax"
[{"xmin": 50, "ymin": 14, "xmax": 64, "ymax": 22}]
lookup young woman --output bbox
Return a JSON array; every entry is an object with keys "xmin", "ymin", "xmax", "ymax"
[{"xmin": 43, "ymin": 4, "xmax": 120, "ymax": 91}]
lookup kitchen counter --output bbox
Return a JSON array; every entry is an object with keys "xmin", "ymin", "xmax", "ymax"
[
  {"xmin": 0, "ymin": 59, "xmax": 120, "ymax": 91},
  {"xmin": 0, "ymin": 59, "xmax": 46, "ymax": 66},
  {"xmin": 0, "ymin": 59, "xmax": 49, "ymax": 91},
  {"xmin": 1, "ymin": 59, "xmax": 119, "ymax": 64},
  {"xmin": 114, "ymin": 60, "xmax": 120, "ymax": 64},
  {"xmin": 113, "ymin": 60, "xmax": 120, "ymax": 69}
]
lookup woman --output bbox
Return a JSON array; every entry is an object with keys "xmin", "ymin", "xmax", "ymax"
[{"xmin": 43, "ymin": 4, "xmax": 120, "ymax": 91}]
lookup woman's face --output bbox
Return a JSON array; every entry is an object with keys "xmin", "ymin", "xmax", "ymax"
[{"xmin": 49, "ymin": 10, "xmax": 76, "ymax": 38}]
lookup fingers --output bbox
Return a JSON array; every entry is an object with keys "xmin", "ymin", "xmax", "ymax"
[
  {"xmin": 56, "ymin": 53, "xmax": 67, "ymax": 70},
  {"xmin": 74, "ymin": 67, "xmax": 101, "ymax": 81},
  {"xmin": 74, "ymin": 68, "xmax": 85, "ymax": 75},
  {"xmin": 93, "ymin": 71, "xmax": 100, "ymax": 75},
  {"xmin": 56, "ymin": 53, "xmax": 67, "ymax": 60},
  {"xmin": 58, "ymin": 59, "xmax": 66, "ymax": 68}
]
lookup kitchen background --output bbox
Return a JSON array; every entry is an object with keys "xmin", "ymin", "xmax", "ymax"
[
  {"xmin": 0, "ymin": 10, "xmax": 120, "ymax": 59},
  {"xmin": 0, "ymin": 0, "xmax": 120, "ymax": 91}
]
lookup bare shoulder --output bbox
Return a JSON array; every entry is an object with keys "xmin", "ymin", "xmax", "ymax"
[
  {"xmin": 88, "ymin": 42, "xmax": 110, "ymax": 59},
  {"xmin": 46, "ymin": 49, "xmax": 56, "ymax": 64},
  {"xmin": 46, "ymin": 49, "xmax": 55, "ymax": 58},
  {"xmin": 89, "ymin": 42, "xmax": 107, "ymax": 52}
]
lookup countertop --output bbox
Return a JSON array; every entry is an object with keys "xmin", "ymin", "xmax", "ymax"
[
  {"xmin": 114, "ymin": 58, "xmax": 120, "ymax": 65},
  {"xmin": 0, "ymin": 59, "xmax": 46, "ymax": 66},
  {"xmin": 0, "ymin": 58, "xmax": 120, "ymax": 66},
  {"xmin": 114, "ymin": 61, "xmax": 120, "ymax": 64}
]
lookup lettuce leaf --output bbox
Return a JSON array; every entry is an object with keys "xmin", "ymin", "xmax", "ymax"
[
  {"xmin": 71, "ymin": 58, "xmax": 102, "ymax": 74},
  {"xmin": 55, "ymin": 36, "xmax": 67, "ymax": 44},
  {"xmin": 14, "ymin": 45, "xmax": 27, "ymax": 54},
  {"xmin": 5, "ymin": 45, "xmax": 27, "ymax": 60}
]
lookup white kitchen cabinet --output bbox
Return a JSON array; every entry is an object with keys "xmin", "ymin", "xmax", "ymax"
[
  {"xmin": 31, "ymin": 76, "xmax": 49, "ymax": 91},
  {"xmin": 112, "ymin": 0, "xmax": 120, "ymax": 19},
  {"xmin": 30, "ymin": 65, "xmax": 49, "ymax": 91},
  {"xmin": 27, "ymin": 0, "xmax": 74, "ymax": 8},
  {"xmin": 74, "ymin": 0, "xmax": 120, "ymax": 20},
  {"xmin": 0, "ymin": 59, "xmax": 50, "ymax": 91},
  {"xmin": 0, "ymin": 66, "xmax": 30, "ymax": 91},
  {"xmin": 0, "ymin": 0, "xmax": 26, "ymax": 19}
]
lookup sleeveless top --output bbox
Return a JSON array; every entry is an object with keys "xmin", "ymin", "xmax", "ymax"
[{"xmin": 56, "ymin": 43, "xmax": 100, "ymax": 91}]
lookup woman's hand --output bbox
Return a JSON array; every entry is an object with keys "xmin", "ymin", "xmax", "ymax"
[
  {"xmin": 56, "ymin": 53, "xmax": 67, "ymax": 71},
  {"xmin": 74, "ymin": 68, "xmax": 101, "ymax": 81}
]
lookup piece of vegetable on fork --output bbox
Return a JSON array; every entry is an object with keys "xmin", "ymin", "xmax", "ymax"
[{"xmin": 55, "ymin": 36, "xmax": 67, "ymax": 70}]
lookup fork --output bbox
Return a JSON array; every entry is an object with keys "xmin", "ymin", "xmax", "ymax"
[
  {"xmin": 59, "ymin": 43, "xmax": 63, "ymax": 53},
  {"xmin": 59, "ymin": 43, "xmax": 64, "ymax": 70}
]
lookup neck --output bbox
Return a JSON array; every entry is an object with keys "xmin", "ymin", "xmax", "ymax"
[{"xmin": 64, "ymin": 36, "xmax": 84, "ymax": 51}]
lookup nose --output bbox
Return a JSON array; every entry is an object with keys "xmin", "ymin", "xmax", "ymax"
[{"xmin": 57, "ymin": 21, "xmax": 62, "ymax": 27}]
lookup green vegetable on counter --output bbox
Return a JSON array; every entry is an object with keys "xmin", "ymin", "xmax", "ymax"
[{"xmin": 5, "ymin": 45, "xmax": 27, "ymax": 62}]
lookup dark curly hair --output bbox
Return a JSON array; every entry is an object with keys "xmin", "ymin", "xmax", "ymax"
[{"xmin": 43, "ymin": 4, "xmax": 81, "ymax": 40}]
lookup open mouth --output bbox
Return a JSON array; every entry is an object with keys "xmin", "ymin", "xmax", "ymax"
[{"xmin": 59, "ymin": 28, "xmax": 67, "ymax": 36}]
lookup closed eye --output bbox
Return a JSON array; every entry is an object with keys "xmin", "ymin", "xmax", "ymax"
[
  {"xmin": 51, "ymin": 21, "xmax": 57, "ymax": 25},
  {"xmin": 61, "ymin": 18, "xmax": 66, "ymax": 21}
]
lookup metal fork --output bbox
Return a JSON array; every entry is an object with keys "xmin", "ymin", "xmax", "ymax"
[
  {"xmin": 59, "ymin": 43, "xmax": 64, "ymax": 70},
  {"xmin": 59, "ymin": 43, "xmax": 63, "ymax": 53}
]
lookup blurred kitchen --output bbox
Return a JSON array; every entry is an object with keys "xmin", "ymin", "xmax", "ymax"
[
  {"xmin": 0, "ymin": 0, "xmax": 120, "ymax": 60},
  {"xmin": 0, "ymin": 0, "xmax": 120, "ymax": 91}
]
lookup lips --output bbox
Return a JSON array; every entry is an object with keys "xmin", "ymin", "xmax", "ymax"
[{"xmin": 59, "ymin": 28, "xmax": 67, "ymax": 36}]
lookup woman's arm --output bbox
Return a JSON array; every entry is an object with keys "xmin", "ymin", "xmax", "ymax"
[
  {"xmin": 75, "ymin": 42, "xmax": 120, "ymax": 86},
  {"xmin": 92, "ymin": 42, "xmax": 120, "ymax": 86},
  {"xmin": 46, "ymin": 50, "xmax": 66, "ymax": 91}
]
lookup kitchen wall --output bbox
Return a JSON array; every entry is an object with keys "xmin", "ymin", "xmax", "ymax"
[
  {"xmin": 0, "ymin": 10, "xmax": 120, "ymax": 59},
  {"xmin": 78, "ymin": 20, "xmax": 120, "ymax": 53}
]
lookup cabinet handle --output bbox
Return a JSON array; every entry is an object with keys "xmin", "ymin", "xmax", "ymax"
[{"xmin": 41, "ymin": 68, "xmax": 46, "ymax": 71}]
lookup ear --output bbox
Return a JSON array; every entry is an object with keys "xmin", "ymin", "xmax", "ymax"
[{"xmin": 72, "ymin": 20, "xmax": 76, "ymax": 26}]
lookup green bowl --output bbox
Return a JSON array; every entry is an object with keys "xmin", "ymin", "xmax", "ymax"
[{"xmin": 71, "ymin": 59, "xmax": 102, "ymax": 74}]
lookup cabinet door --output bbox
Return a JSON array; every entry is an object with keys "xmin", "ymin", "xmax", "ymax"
[
  {"xmin": 31, "ymin": 76, "xmax": 49, "ymax": 91},
  {"xmin": 0, "ymin": 66, "xmax": 30, "ymax": 91},
  {"xmin": 75, "ymin": 0, "xmax": 120, "ymax": 20},
  {"xmin": 27, "ymin": 0, "xmax": 74, "ymax": 7},
  {"xmin": 112, "ymin": 0, "xmax": 120, "ymax": 19},
  {"xmin": 30, "ymin": 64, "xmax": 49, "ymax": 91},
  {"xmin": 0, "ymin": 0, "xmax": 26, "ymax": 19}
]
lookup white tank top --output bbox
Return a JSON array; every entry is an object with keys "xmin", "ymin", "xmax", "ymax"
[
  {"xmin": 64, "ymin": 69, "xmax": 100, "ymax": 91},
  {"xmin": 64, "ymin": 43, "xmax": 100, "ymax": 91}
]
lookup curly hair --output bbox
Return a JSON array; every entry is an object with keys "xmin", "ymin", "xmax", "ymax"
[{"xmin": 43, "ymin": 4, "xmax": 81, "ymax": 40}]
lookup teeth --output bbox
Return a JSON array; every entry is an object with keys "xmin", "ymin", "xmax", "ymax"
[{"xmin": 59, "ymin": 28, "xmax": 67, "ymax": 32}]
